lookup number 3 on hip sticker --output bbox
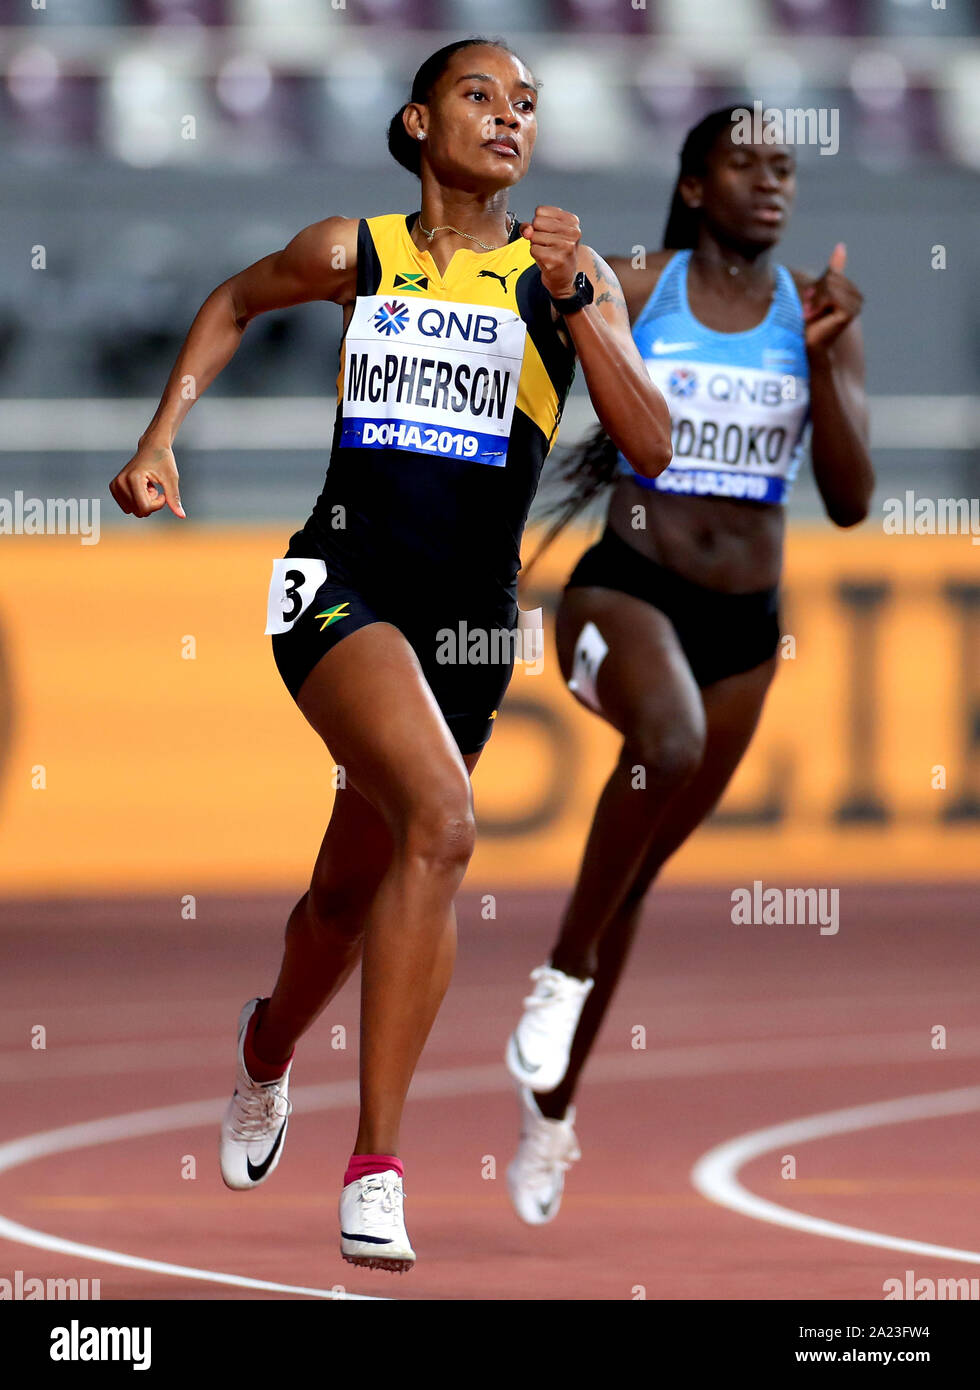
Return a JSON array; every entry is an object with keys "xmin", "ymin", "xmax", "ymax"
[{"xmin": 265, "ymin": 558, "xmax": 328, "ymax": 634}]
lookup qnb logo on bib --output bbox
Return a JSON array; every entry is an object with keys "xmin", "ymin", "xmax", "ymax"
[
  {"xmin": 668, "ymin": 367, "xmax": 698, "ymax": 399},
  {"xmin": 414, "ymin": 307, "xmax": 503, "ymax": 343},
  {"xmin": 372, "ymin": 300, "xmax": 410, "ymax": 335},
  {"xmin": 341, "ymin": 294, "xmax": 527, "ymax": 468},
  {"xmin": 704, "ymin": 370, "xmax": 798, "ymax": 408}
]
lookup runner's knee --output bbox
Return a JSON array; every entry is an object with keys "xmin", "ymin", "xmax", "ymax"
[
  {"xmin": 397, "ymin": 774, "xmax": 476, "ymax": 875},
  {"xmin": 623, "ymin": 710, "xmax": 706, "ymax": 793}
]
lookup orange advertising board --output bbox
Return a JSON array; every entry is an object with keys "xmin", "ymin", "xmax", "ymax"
[{"xmin": 0, "ymin": 523, "xmax": 976, "ymax": 895}]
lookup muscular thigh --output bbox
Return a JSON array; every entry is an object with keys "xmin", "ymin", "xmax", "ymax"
[
  {"xmin": 301, "ymin": 626, "xmax": 486, "ymax": 914},
  {"xmin": 639, "ymin": 654, "xmax": 778, "ymax": 872},
  {"xmin": 295, "ymin": 621, "xmax": 473, "ymax": 832},
  {"xmin": 555, "ymin": 586, "xmax": 706, "ymax": 750}
]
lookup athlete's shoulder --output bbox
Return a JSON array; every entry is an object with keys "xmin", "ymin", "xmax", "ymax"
[
  {"xmin": 291, "ymin": 214, "xmax": 359, "ymax": 252},
  {"xmin": 280, "ymin": 215, "xmax": 359, "ymax": 303}
]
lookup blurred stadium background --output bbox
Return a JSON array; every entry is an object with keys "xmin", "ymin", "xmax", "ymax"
[{"xmin": 1, "ymin": 0, "xmax": 978, "ymax": 896}]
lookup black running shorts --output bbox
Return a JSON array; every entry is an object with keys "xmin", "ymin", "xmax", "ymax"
[
  {"xmin": 564, "ymin": 526, "xmax": 780, "ymax": 687},
  {"xmin": 268, "ymin": 524, "xmax": 518, "ymax": 756}
]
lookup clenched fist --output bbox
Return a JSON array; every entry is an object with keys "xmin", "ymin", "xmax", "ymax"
[
  {"xmin": 110, "ymin": 439, "xmax": 185, "ymax": 519},
  {"xmin": 521, "ymin": 206, "xmax": 582, "ymax": 300}
]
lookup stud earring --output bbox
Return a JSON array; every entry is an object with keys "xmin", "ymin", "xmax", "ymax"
[{"xmin": 417, "ymin": 131, "xmax": 426, "ymax": 141}]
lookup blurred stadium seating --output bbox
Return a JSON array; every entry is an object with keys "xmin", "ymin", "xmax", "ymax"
[{"xmin": 0, "ymin": 1, "xmax": 977, "ymax": 523}]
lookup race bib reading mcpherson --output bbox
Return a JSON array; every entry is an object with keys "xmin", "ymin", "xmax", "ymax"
[{"xmin": 340, "ymin": 295, "xmax": 528, "ymax": 468}]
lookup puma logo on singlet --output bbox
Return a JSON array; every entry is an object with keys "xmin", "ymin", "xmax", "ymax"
[{"xmin": 477, "ymin": 267, "xmax": 519, "ymax": 292}]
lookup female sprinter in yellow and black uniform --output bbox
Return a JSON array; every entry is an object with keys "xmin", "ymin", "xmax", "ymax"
[
  {"xmin": 504, "ymin": 106, "xmax": 873, "ymax": 1225},
  {"xmin": 269, "ymin": 206, "xmax": 571, "ymax": 756},
  {"xmin": 109, "ymin": 37, "xmax": 672, "ymax": 1273}
]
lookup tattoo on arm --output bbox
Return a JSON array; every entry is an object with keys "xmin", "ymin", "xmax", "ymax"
[{"xmin": 588, "ymin": 249, "xmax": 628, "ymax": 316}]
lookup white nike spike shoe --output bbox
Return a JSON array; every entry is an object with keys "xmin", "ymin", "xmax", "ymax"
[
  {"xmin": 506, "ymin": 964, "xmax": 594, "ymax": 1092},
  {"xmin": 219, "ymin": 998, "xmax": 292, "ymax": 1191},
  {"xmin": 340, "ymin": 1170, "xmax": 416, "ymax": 1273},
  {"xmin": 507, "ymin": 1084, "xmax": 581, "ymax": 1226}
]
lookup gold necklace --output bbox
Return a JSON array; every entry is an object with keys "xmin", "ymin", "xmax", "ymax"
[{"xmin": 417, "ymin": 211, "xmax": 516, "ymax": 253}]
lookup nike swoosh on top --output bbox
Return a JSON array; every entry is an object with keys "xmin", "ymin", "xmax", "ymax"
[
  {"xmin": 651, "ymin": 339, "xmax": 699, "ymax": 354},
  {"xmin": 245, "ymin": 1119, "xmax": 287, "ymax": 1182},
  {"xmin": 340, "ymin": 1231, "xmax": 393, "ymax": 1245}
]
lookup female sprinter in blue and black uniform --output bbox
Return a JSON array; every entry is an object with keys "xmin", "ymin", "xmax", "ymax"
[
  {"xmin": 109, "ymin": 38, "xmax": 672, "ymax": 1272},
  {"xmin": 504, "ymin": 107, "xmax": 873, "ymax": 1224}
]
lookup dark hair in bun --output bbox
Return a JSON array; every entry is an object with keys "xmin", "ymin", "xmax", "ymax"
[{"xmin": 387, "ymin": 37, "xmax": 528, "ymax": 178}]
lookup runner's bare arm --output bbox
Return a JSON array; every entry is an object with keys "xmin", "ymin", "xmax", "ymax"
[
  {"xmin": 110, "ymin": 217, "xmax": 359, "ymax": 518},
  {"xmin": 142, "ymin": 216, "xmax": 358, "ymax": 446},
  {"xmin": 561, "ymin": 245, "xmax": 673, "ymax": 478},
  {"xmin": 792, "ymin": 257, "xmax": 873, "ymax": 528}
]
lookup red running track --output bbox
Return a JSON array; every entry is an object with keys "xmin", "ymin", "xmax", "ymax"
[{"xmin": 0, "ymin": 885, "xmax": 978, "ymax": 1301}]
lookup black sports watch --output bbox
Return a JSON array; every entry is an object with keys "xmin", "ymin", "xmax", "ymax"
[{"xmin": 550, "ymin": 271, "xmax": 594, "ymax": 316}]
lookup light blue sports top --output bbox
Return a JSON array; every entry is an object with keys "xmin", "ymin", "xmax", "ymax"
[{"xmin": 619, "ymin": 249, "xmax": 810, "ymax": 504}]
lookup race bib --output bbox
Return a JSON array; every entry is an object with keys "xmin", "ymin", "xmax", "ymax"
[
  {"xmin": 265, "ymin": 557, "xmax": 327, "ymax": 635},
  {"xmin": 517, "ymin": 605, "xmax": 544, "ymax": 664},
  {"xmin": 339, "ymin": 295, "xmax": 528, "ymax": 467},
  {"xmin": 568, "ymin": 621, "xmax": 609, "ymax": 713},
  {"xmin": 642, "ymin": 358, "xmax": 809, "ymax": 504}
]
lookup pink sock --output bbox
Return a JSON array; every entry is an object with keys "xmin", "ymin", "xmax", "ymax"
[
  {"xmin": 344, "ymin": 1154, "xmax": 403, "ymax": 1187},
  {"xmin": 243, "ymin": 1001, "xmax": 293, "ymax": 1084}
]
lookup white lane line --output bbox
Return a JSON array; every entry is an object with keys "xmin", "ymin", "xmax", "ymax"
[
  {"xmin": 0, "ymin": 1089, "xmax": 382, "ymax": 1301},
  {"xmin": 691, "ymin": 1085, "xmax": 980, "ymax": 1265},
  {"xmin": 5, "ymin": 1048, "xmax": 980, "ymax": 1298},
  {"xmin": 0, "ymin": 1217, "xmax": 379, "ymax": 1301}
]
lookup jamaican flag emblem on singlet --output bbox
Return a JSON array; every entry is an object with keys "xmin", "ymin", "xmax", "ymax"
[{"xmin": 393, "ymin": 272, "xmax": 429, "ymax": 292}]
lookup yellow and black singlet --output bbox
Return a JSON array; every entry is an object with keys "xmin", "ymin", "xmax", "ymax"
[{"xmin": 306, "ymin": 211, "xmax": 578, "ymax": 607}]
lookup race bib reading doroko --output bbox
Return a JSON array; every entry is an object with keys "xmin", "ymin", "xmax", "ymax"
[{"xmin": 643, "ymin": 357, "xmax": 810, "ymax": 504}]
